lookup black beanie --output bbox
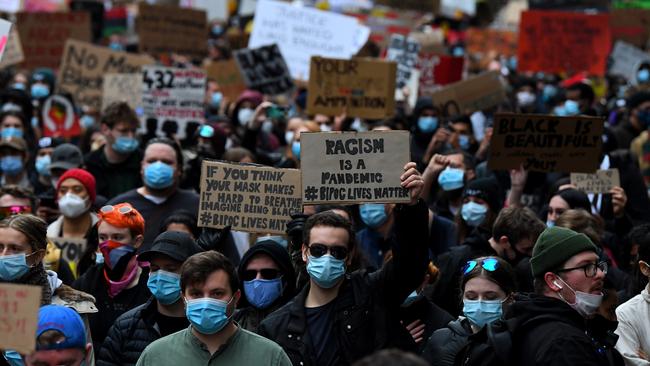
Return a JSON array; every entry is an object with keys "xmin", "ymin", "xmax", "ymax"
[{"xmin": 463, "ymin": 177, "xmax": 502, "ymax": 213}]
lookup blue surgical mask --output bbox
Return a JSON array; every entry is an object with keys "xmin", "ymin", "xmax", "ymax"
[
  {"xmin": 418, "ymin": 116, "xmax": 438, "ymax": 133},
  {"xmin": 291, "ymin": 141, "xmax": 301, "ymax": 160},
  {"xmin": 359, "ymin": 203, "xmax": 388, "ymax": 228},
  {"xmin": 637, "ymin": 109, "xmax": 650, "ymax": 129},
  {"xmin": 285, "ymin": 131, "xmax": 294, "ymax": 144},
  {"xmin": 80, "ymin": 115, "xmax": 95, "ymax": 128},
  {"xmin": 639, "ymin": 69, "xmax": 650, "ymax": 84},
  {"xmin": 2, "ymin": 127, "xmax": 23, "ymax": 139},
  {"xmin": 307, "ymin": 254, "xmax": 346, "ymax": 289},
  {"xmin": 30, "ymin": 84, "xmax": 50, "ymax": 99},
  {"xmin": 553, "ymin": 105, "xmax": 567, "ymax": 117},
  {"xmin": 112, "ymin": 136, "xmax": 139, "ymax": 154},
  {"xmin": 95, "ymin": 252, "xmax": 104, "ymax": 265},
  {"xmin": 109, "ymin": 42, "xmax": 124, "ymax": 51},
  {"xmin": 35, "ymin": 155, "xmax": 51, "ymax": 176},
  {"xmin": 147, "ymin": 270, "xmax": 181, "ymax": 305},
  {"xmin": 0, "ymin": 253, "xmax": 30, "ymax": 281},
  {"xmin": 244, "ymin": 278, "xmax": 283, "ymax": 309},
  {"xmin": 1, "ymin": 156, "xmax": 23, "ymax": 176},
  {"xmin": 11, "ymin": 83, "xmax": 25, "ymax": 91},
  {"xmin": 458, "ymin": 135, "xmax": 470, "ymax": 150},
  {"xmin": 3, "ymin": 350, "xmax": 23, "ymax": 366},
  {"xmin": 212, "ymin": 24, "xmax": 224, "ymax": 36},
  {"xmin": 185, "ymin": 297, "xmax": 233, "ymax": 334},
  {"xmin": 402, "ymin": 290, "xmax": 419, "ymax": 306},
  {"xmin": 438, "ymin": 167, "xmax": 465, "ymax": 191},
  {"xmin": 453, "ymin": 47, "xmax": 465, "ymax": 57},
  {"xmin": 461, "ymin": 201, "xmax": 488, "ymax": 227},
  {"xmin": 463, "ymin": 299, "xmax": 504, "ymax": 328},
  {"xmin": 31, "ymin": 116, "xmax": 39, "ymax": 129},
  {"xmin": 542, "ymin": 85, "xmax": 558, "ymax": 102},
  {"xmin": 564, "ymin": 100, "xmax": 580, "ymax": 116},
  {"xmin": 211, "ymin": 92, "xmax": 223, "ymax": 107},
  {"xmin": 546, "ymin": 219, "xmax": 555, "ymax": 228},
  {"xmin": 144, "ymin": 161, "xmax": 175, "ymax": 189}
]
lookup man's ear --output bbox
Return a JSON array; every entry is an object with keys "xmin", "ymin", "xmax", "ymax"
[
  {"xmin": 301, "ymin": 244, "xmax": 308, "ymax": 263},
  {"xmin": 85, "ymin": 343, "xmax": 93, "ymax": 362},
  {"xmin": 640, "ymin": 261, "xmax": 650, "ymax": 277},
  {"xmin": 498, "ymin": 235, "xmax": 511, "ymax": 249},
  {"xmin": 133, "ymin": 234, "xmax": 144, "ymax": 249},
  {"xmin": 544, "ymin": 272, "xmax": 562, "ymax": 292}
]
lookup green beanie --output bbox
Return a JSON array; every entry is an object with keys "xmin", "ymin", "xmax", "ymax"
[{"xmin": 530, "ymin": 226, "xmax": 598, "ymax": 277}]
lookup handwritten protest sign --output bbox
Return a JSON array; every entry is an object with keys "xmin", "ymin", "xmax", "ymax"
[
  {"xmin": 49, "ymin": 237, "xmax": 87, "ymax": 264},
  {"xmin": 57, "ymin": 40, "xmax": 153, "ymax": 111},
  {"xmin": 0, "ymin": 283, "xmax": 41, "ymax": 354},
  {"xmin": 609, "ymin": 41, "xmax": 650, "ymax": 85},
  {"xmin": 517, "ymin": 11, "xmax": 611, "ymax": 76},
  {"xmin": 16, "ymin": 12, "xmax": 91, "ymax": 70},
  {"xmin": 307, "ymin": 57, "xmax": 396, "ymax": 119},
  {"xmin": 141, "ymin": 66, "xmax": 206, "ymax": 138},
  {"xmin": 610, "ymin": 9, "xmax": 650, "ymax": 49},
  {"xmin": 234, "ymin": 44, "xmax": 294, "ymax": 95},
  {"xmin": 198, "ymin": 161, "xmax": 302, "ymax": 234},
  {"xmin": 571, "ymin": 169, "xmax": 621, "ymax": 194},
  {"xmin": 417, "ymin": 53, "xmax": 464, "ymax": 95},
  {"xmin": 0, "ymin": 28, "xmax": 24, "ymax": 68},
  {"xmin": 137, "ymin": 3, "xmax": 207, "ymax": 59},
  {"xmin": 426, "ymin": 71, "xmax": 505, "ymax": 115},
  {"xmin": 248, "ymin": 0, "xmax": 369, "ymax": 80},
  {"xmin": 488, "ymin": 113, "xmax": 604, "ymax": 173},
  {"xmin": 102, "ymin": 74, "xmax": 142, "ymax": 113},
  {"xmin": 204, "ymin": 59, "xmax": 247, "ymax": 102},
  {"xmin": 386, "ymin": 34, "xmax": 420, "ymax": 89},
  {"xmin": 42, "ymin": 94, "xmax": 80, "ymax": 138},
  {"xmin": 300, "ymin": 131, "xmax": 410, "ymax": 204}
]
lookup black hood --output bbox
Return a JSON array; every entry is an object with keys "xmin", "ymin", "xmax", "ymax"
[
  {"xmin": 505, "ymin": 293, "xmax": 587, "ymax": 330},
  {"xmin": 237, "ymin": 240, "xmax": 296, "ymax": 308}
]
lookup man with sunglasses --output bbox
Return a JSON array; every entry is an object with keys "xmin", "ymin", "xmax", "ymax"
[
  {"xmin": 259, "ymin": 162, "xmax": 429, "ymax": 365},
  {"xmin": 508, "ymin": 226, "xmax": 624, "ymax": 366}
]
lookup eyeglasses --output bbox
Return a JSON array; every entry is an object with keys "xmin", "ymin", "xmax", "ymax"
[
  {"xmin": 308, "ymin": 243, "xmax": 349, "ymax": 260},
  {"xmin": 0, "ymin": 205, "xmax": 31, "ymax": 220},
  {"xmin": 242, "ymin": 268, "xmax": 281, "ymax": 281},
  {"xmin": 556, "ymin": 261, "xmax": 608, "ymax": 278},
  {"xmin": 100, "ymin": 205, "xmax": 133, "ymax": 215},
  {"xmin": 462, "ymin": 258, "xmax": 499, "ymax": 275}
]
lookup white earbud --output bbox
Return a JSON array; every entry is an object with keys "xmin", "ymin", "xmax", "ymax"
[{"xmin": 553, "ymin": 280, "xmax": 563, "ymax": 289}]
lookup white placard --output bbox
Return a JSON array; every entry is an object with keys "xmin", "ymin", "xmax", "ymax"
[
  {"xmin": 181, "ymin": 0, "xmax": 229, "ymax": 21},
  {"xmin": 441, "ymin": 0, "xmax": 476, "ymax": 17},
  {"xmin": 609, "ymin": 41, "xmax": 650, "ymax": 86}
]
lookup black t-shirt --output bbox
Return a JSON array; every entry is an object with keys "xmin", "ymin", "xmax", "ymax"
[
  {"xmin": 306, "ymin": 301, "xmax": 340, "ymax": 366},
  {"xmin": 155, "ymin": 312, "xmax": 189, "ymax": 337}
]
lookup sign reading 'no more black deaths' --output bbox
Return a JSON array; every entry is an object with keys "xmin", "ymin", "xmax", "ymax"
[
  {"xmin": 234, "ymin": 44, "xmax": 294, "ymax": 95},
  {"xmin": 301, "ymin": 131, "xmax": 410, "ymax": 204}
]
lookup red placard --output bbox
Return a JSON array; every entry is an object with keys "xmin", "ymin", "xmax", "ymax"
[
  {"xmin": 418, "ymin": 53, "xmax": 464, "ymax": 95},
  {"xmin": 517, "ymin": 10, "xmax": 611, "ymax": 76}
]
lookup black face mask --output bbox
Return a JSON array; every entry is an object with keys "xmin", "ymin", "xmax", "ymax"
[{"xmin": 507, "ymin": 244, "xmax": 528, "ymax": 265}]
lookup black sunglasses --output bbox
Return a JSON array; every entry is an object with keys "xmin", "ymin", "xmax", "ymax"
[
  {"xmin": 242, "ymin": 268, "xmax": 281, "ymax": 281},
  {"xmin": 308, "ymin": 243, "xmax": 348, "ymax": 260}
]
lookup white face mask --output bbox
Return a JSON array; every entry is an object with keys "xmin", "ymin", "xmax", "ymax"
[
  {"xmin": 285, "ymin": 131, "xmax": 294, "ymax": 144},
  {"xmin": 58, "ymin": 193, "xmax": 89, "ymax": 218},
  {"xmin": 261, "ymin": 120, "xmax": 274, "ymax": 134},
  {"xmin": 320, "ymin": 124, "xmax": 333, "ymax": 132},
  {"xmin": 555, "ymin": 277, "xmax": 603, "ymax": 318},
  {"xmin": 237, "ymin": 108, "xmax": 254, "ymax": 126}
]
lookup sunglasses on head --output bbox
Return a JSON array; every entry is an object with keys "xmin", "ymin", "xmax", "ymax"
[
  {"xmin": 100, "ymin": 205, "xmax": 133, "ymax": 215},
  {"xmin": 462, "ymin": 258, "xmax": 500, "ymax": 275},
  {"xmin": 242, "ymin": 268, "xmax": 281, "ymax": 281},
  {"xmin": 308, "ymin": 243, "xmax": 348, "ymax": 260},
  {"xmin": 0, "ymin": 205, "xmax": 31, "ymax": 220}
]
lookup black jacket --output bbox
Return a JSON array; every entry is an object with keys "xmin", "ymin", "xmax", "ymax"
[
  {"xmin": 422, "ymin": 318, "xmax": 473, "ymax": 366},
  {"xmin": 509, "ymin": 294, "xmax": 624, "ymax": 366},
  {"xmin": 258, "ymin": 200, "xmax": 429, "ymax": 366},
  {"xmin": 399, "ymin": 295, "xmax": 454, "ymax": 354},
  {"xmin": 96, "ymin": 298, "xmax": 160, "ymax": 366},
  {"xmin": 84, "ymin": 148, "xmax": 142, "ymax": 200}
]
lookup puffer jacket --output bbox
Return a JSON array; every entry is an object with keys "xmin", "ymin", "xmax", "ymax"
[
  {"xmin": 96, "ymin": 298, "xmax": 160, "ymax": 366},
  {"xmin": 422, "ymin": 318, "xmax": 473, "ymax": 366}
]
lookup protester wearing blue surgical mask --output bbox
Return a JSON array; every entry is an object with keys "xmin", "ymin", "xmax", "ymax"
[
  {"xmin": 0, "ymin": 137, "xmax": 30, "ymax": 190},
  {"xmin": 411, "ymin": 97, "xmax": 444, "ymax": 168},
  {"xmin": 98, "ymin": 231, "xmax": 202, "ymax": 366},
  {"xmin": 357, "ymin": 203, "xmax": 394, "ymax": 269},
  {"xmin": 447, "ymin": 116, "xmax": 476, "ymax": 154},
  {"xmin": 30, "ymin": 82, "xmax": 50, "ymax": 99},
  {"xmin": 638, "ymin": 67, "xmax": 650, "ymax": 84},
  {"xmin": 0, "ymin": 111, "xmax": 26, "ymax": 140},
  {"xmin": 457, "ymin": 177, "xmax": 501, "ymax": 244},
  {"xmin": 234, "ymin": 240, "xmax": 296, "ymax": 334},
  {"xmin": 422, "ymin": 256, "xmax": 516, "ymax": 365}
]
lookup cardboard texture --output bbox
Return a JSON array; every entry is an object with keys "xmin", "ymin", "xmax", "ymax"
[
  {"xmin": 57, "ymin": 39, "xmax": 154, "ymax": 111},
  {"xmin": 141, "ymin": 65, "xmax": 206, "ymax": 139},
  {"xmin": 488, "ymin": 113, "xmax": 604, "ymax": 173},
  {"xmin": 307, "ymin": 56, "xmax": 397, "ymax": 119},
  {"xmin": 49, "ymin": 236, "xmax": 87, "ymax": 264},
  {"xmin": 0, "ymin": 19, "xmax": 12, "ymax": 63},
  {"xmin": 102, "ymin": 73, "xmax": 142, "ymax": 113},
  {"xmin": 0, "ymin": 283, "xmax": 41, "ymax": 355},
  {"xmin": 137, "ymin": 3, "xmax": 207, "ymax": 58},
  {"xmin": 0, "ymin": 28, "xmax": 25, "ymax": 68},
  {"xmin": 417, "ymin": 52, "xmax": 464, "ymax": 95},
  {"xmin": 234, "ymin": 44, "xmax": 294, "ymax": 95},
  {"xmin": 16, "ymin": 11, "xmax": 91, "ymax": 70},
  {"xmin": 466, "ymin": 28, "xmax": 518, "ymax": 59},
  {"xmin": 609, "ymin": 41, "xmax": 650, "ymax": 85},
  {"xmin": 610, "ymin": 9, "xmax": 650, "ymax": 49},
  {"xmin": 41, "ymin": 94, "xmax": 80, "ymax": 138},
  {"xmin": 204, "ymin": 59, "xmax": 247, "ymax": 102},
  {"xmin": 426, "ymin": 71, "xmax": 505, "ymax": 116},
  {"xmin": 386, "ymin": 34, "xmax": 420, "ymax": 89},
  {"xmin": 517, "ymin": 11, "xmax": 611, "ymax": 76},
  {"xmin": 571, "ymin": 169, "xmax": 621, "ymax": 194},
  {"xmin": 198, "ymin": 160, "xmax": 302, "ymax": 234},
  {"xmin": 300, "ymin": 131, "xmax": 410, "ymax": 204}
]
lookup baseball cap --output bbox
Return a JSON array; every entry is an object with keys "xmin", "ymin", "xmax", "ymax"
[
  {"xmin": 138, "ymin": 231, "xmax": 203, "ymax": 263},
  {"xmin": 36, "ymin": 305, "xmax": 86, "ymax": 350},
  {"xmin": 49, "ymin": 143, "xmax": 83, "ymax": 171}
]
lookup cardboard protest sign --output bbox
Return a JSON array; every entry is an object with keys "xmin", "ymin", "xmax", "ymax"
[
  {"xmin": 488, "ymin": 113, "xmax": 604, "ymax": 173},
  {"xmin": 426, "ymin": 71, "xmax": 505, "ymax": 116},
  {"xmin": 386, "ymin": 34, "xmax": 420, "ymax": 89},
  {"xmin": 0, "ymin": 19, "xmax": 12, "ymax": 62},
  {"xmin": 49, "ymin": 237, "xmax": 87, "ymax": 264},
  {"xmin": 204, "ymin": 59, "xmax": 247, "ymax": 102},
  {"xmin": 300, "ymin": 131, "xmax": 410, "ymax": 204},
  {"xmin": 234, "ymin": 44, "xmax": 294, "ymax": 95},
  {"xmin": 16, "ymin": 12, "xmax": 92, "ymax": 70},
  {"xmin": 248, "ymin": 0, "xmax": 369, "ymax": 80},
  {"xmin": 197, "ymin": 161, "xmax": 302, "ymax": 234},
  {"xmin": 418, "ymin": 53, "xmax": 464, "ymax": 95},
  {"xmin": 517, "ymin": 11, "xmax": 611, "ymax": 76},
  {"xmin": 23, "ymin": 0, "xmax": 67, "ymax": 12},
  {"xmin": 0, "ymin": 283, "xmax": 41, "ymax": 354},
  {"xmin": 610, "ymin": 41, "xmax": 650, "ymax": 85},
  {"xmin": 102, "ymin": 73, "xmax": 142, "ymax": 113},
  {"xmin": 57, "ymin": 40, "xmax": 154, "ymax": 111},
  {"xmin": 610, "ymin": 9, "xmax": 650, "ymax": 49},
  {"xmin": 41, "ymin": 94, "xmax": 80, "ymax": 138},
  {"xmin": 137, "ymin": 3, "xmax": 207, "ymax": 59},
  {"xmin": 0, "ymin": 28, "xmax": 25, "ymax": 68},
  {"xmin": 182, "ymin": 0, "xmax": 229, "ymax": 20},
  {"xmin": 571, "ymin": 169, "xmax": 621, "ymax": 194},
  {"xmin": 466, "ymin": 28, "xmax": 518, "ymax": 59},
  {"xmin": 307, "ymin": 57, "xmax": 396, "ymax": 119},
  {"xmin": 141, "ymin": 66, "xmax": 206, "ymax": 138}
]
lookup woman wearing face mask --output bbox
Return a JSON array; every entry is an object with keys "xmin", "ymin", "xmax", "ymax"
[
  {"xmin": 0, "ymin": 110, "xmax": 36, "ymax": 152},
  {"xmin": 544, "ymin": 188, "xmax": 592, "ymax": 229},
  {"xmin": 456, "ymin": 177, "xmax": 501, "ymax": 244},
  {"xmin": 280, "ymin": 121, "xmax": 320, "ymax": 169},
  {"xmin": 357, "ymin": 202, "xmax": 395, "ymax": 269},
  {"xmin": 47, "ymin": 169, "xmax": 98, "ymax": 240},
  {"xmin": 422, "ymin": 256, "xmax": 516, "ymax": 366}
]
